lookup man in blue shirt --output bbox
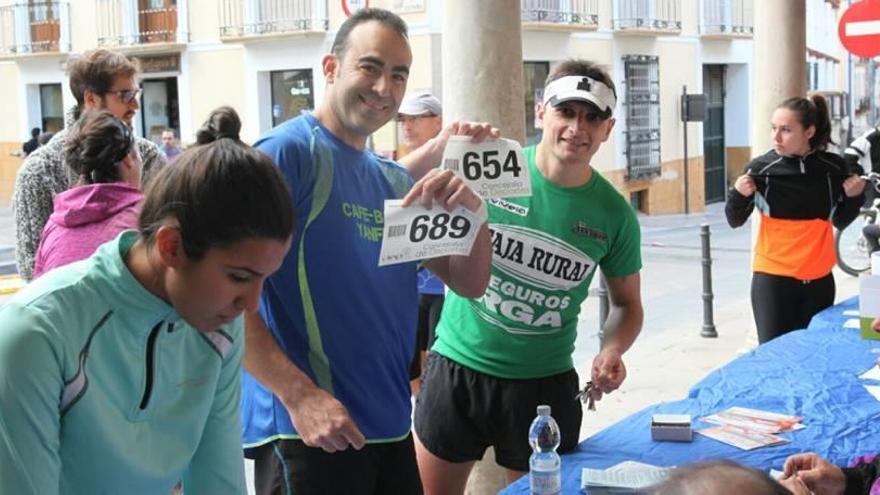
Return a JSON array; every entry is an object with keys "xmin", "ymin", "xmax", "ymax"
[{"xmin": 242, "ymin": 8, "xmax": 495, "ymax": 494}]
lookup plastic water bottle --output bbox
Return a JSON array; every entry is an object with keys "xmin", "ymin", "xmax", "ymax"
[{"xmin": 528, "ymin": 404, "xmax": 561, "ymax": 495}]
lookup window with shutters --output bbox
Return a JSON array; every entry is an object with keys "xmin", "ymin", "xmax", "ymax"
[{"xmin": 623, "ymin": 55, "xmax": 661, "ymax": 180}]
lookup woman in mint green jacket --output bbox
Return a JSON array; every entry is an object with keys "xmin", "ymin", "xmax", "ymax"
[{"xmin": 0, "ymin": 107, "xmax": 294, "ymax": 494}]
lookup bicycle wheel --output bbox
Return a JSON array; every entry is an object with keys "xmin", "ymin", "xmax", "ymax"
[{"xmin": 836, "ymin": 216, "xmax": 872, "ymax": 276}]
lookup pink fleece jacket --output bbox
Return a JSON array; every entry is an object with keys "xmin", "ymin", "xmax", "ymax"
[{"xmin": 33, "ymin": 183, "xmax": 143, "ymax": 278}]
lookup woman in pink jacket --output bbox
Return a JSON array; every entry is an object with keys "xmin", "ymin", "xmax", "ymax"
[{"xmin": 33, "ymin": 110, "xmax": 143, "ymax": 278}]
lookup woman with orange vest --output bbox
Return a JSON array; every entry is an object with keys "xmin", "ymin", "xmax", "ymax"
[{"xmin": 726, "ymin": 95, "xmax": 866, "ymax": 343}]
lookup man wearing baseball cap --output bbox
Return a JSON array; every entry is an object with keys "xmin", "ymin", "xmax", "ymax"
[
  {"xmin": 413, "ymin": 59, "xmax": 645, "ymax": 493},
  {"xmin": 396, "ymin": 92, "xmax": 447, "ymax": 394}
]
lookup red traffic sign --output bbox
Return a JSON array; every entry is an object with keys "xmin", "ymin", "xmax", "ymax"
[
  {"xmin": 839, "ymin": 0, "xmax": 880, "ymax": 58},
  {"xmin": 342, "ymin": 0, "xmax": 369, "ymax": 17}
]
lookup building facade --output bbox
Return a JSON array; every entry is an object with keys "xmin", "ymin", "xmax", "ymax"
[{"xmin": 0, "ymin": 0, "xmax": 869, "ymax": 212}]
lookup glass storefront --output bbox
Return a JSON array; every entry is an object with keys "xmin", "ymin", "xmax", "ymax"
[
  {"xmin": 39, "ymin": 83, "xmax": 64, "ymax": 133},
  {"xmin": 140, "ymin": 76, "xmax": 179, "ymax": 144},
  {"xmin": 524, "ymin": 61, "xmax": 549, "ymax": 146},
  {"xmin": 271, "ymin": 69, "xmax": 314, "ymax": 127}
]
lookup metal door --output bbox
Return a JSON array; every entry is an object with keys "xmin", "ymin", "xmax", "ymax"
[{"xmin": 703, "ymin": 64, "xmax": 726, "ymax": 203}]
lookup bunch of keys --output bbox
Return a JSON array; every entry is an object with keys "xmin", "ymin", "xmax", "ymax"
[{"xmin": 574, "ymin": 381, "xmax": 597, "ymax": 411}]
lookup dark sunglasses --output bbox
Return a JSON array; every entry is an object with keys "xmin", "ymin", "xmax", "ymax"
[{"xmin": 105, "ymin": 88, "xmax": 142, "ymax": 104}]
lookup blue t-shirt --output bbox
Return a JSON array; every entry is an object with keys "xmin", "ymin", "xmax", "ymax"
[
  {"xmin": 417, "ymin": 268, "xmax": 444, "ymax": 295},
  {"xmin": 241, "ymin": 113, "xmax": 418, "ymax": 449}
]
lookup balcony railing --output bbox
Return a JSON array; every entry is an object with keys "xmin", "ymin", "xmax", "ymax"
[
  {"xmin": 0, "ymin": 1, "xmax": 70, "ymax": 56},
  {"xmin": 219, "ymin": 0, "xmax": 328, "ymax": 39},
  {"xmin": 521, "ymin": 0, "xmax": 599, "ymax": 27},
  {"xmin": 699, "ymin": 0, "xmax": 753, "ymax": 36},
  {"xmin": 613, "ymin": 0, "xmax": 681, "ymax": 31},
  {"xmin": 96, "ymin": 0, "xmax": 186, "ymax": 48}
]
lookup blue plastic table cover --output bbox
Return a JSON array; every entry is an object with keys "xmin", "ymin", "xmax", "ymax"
[{"xmin": 503, "ymin": 296, "xmax": 880, "ymax": 494}]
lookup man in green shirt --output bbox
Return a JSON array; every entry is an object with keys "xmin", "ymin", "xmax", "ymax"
[{"xmin": 413, "ymin": 59, "xmax": 644, "ymax": 493}]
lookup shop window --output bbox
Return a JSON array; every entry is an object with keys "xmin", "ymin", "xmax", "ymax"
[
  {"xmin": 524, "ymin": 61, "xmax": 550, "ymax": 146},
  {"xmin": 39, "ymin": 83, "xmax": 64, "ymax": 133},
  {"xmin": 271, "ymin": 69, "xmax": 314, "ymax": 127}
]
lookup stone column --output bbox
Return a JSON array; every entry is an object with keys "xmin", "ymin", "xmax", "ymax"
[
  {"xmin": 442, "ymin": 0, "xmax": 526, "ymax": 144},
  {"xmin": 749, "ymin": 1, "xmax": 806, "ymax": 295},
  {"xmin": 443, "ymin": 5, "xmax": 526, "ymax": 493},
  {"xmin": 750, "ymin": 1, "xmax": 806, "ymax": 153}
]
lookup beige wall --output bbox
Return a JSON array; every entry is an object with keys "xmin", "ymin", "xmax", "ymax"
[
  {"xmin": 680, "ymin": 0, "xmax": 698, "ymax": 36},
  {"xmin": 657, "ymin": 40, "xmax": 699, "ymax": 164},
  {"xmin": 327, "ymin": 0, "xmax": 348, "ymax": 31},
  {"xmin": 0, "ymin": 61, "xmax": 21, "ymax": 205},
  {"xmin": 0, "ymin": 142, "xmax": 22, "ymax": 207},
  {"xmin": 406, "ymin": 33, "xmax": 435, "ymax": 93},
  {"xmin": 68, "ymin": 0, "xmax": 98, "ymax": 52},
  {"xmin": 726, "ymin": 146, "xmax": 751, "ymax": 186},
  {"xmin": 0, "ymin": 62, "xmax": 22, "ymax": 206},
  {"xmin": 373, "ymin": 0, "xmax": 430, "ymax": 25},
  {"xmin": 188, "ymin": 0, "xmax": 222, "ymax": 43},
  {"xmin": 186, "ymin": 48, "xmax": 247, "ymax": 140},
  {"xmin": 605, "ymin": 156, "xmax": 706, "ymax": 215},
  {"xmin": 0, "ymin": 62, "xmax": 21, "ymax": 142}
]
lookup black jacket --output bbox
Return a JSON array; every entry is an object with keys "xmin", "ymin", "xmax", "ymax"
[
  {"xmin": 843, "ymin": 456, "xmax": 880, "ymax": 495},
  {"xmin": 725, "ymin": 149, "xmax": 862, "ymax": 231},
  {"xmin": 845, "ymin": 127, "xmax": 880, "ymax": 175}
]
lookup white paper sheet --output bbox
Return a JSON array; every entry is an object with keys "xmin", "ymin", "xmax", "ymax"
[
  {"xmin": 864, "ymin": 384, "xmax": 880, "ymax": 402},
  {"xmin": 859, "ymin": 366, "xmax": 880, "ymax": 381},
  {"xmin": 581, "ymin": 465, "xmax": 671, "ymax": 490}
]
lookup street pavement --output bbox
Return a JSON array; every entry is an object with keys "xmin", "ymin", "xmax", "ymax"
[{"xmin": 0, "ymin": 203, "xmax": 862, "ymax": 494}]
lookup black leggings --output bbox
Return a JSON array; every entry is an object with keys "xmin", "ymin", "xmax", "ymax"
[{"xmin": 751, "ymin": 272, "xmax": 835, "ymax": 344}]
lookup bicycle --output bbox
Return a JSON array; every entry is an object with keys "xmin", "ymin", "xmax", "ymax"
[{"xmin": 835, "ymin": 172, "xmax": 880, "ymax": 276}]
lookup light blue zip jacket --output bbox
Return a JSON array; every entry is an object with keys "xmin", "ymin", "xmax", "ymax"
[{"xmin": 0, "ymin": 231, "xmax": 246, "ymax": 494}]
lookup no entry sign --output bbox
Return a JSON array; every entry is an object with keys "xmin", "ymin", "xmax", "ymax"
[
  {"xmin": 342, "ymin": 0, "xmax": 369, "ymax": 17},
  {"xmin": 839, "ymin": 0, "xmax": 880, "ymax": 58}
]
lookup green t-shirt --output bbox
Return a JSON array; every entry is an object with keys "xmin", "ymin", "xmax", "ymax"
[{"xmin": 432, "ymin": 146, "xmax": 642, "ymax": 379}]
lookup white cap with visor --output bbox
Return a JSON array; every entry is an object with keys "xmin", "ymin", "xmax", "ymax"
[{"xmin": 542, "ymin": 75, "xmax": 617, "ymax": 116}]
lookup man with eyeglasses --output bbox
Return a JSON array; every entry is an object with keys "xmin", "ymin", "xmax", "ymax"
[
  {"xmin": 397, "ymin": 93, "xmax": 442, "ymax": 154},
  {"xmin": 13, "ymin": 48, "xmax": 166, "ymax": 281}
]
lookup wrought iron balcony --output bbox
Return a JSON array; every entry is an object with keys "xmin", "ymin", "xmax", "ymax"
[
  {"xmin": 218, "ymin": 0, "xmax": 328, "ymax": 39},
  {"xmin": 521, "ymin": 0, "xmax": 599, "ymax": 28},
  {"xmin": 613, "ymin": 0, "xmax": 682, "ymax": 32},
  {"xmin": 96, "ymin": 0, "xmax": 186, "ymax": 48},
  {"xmin": 0, "ymin": 1, "xmax": 70, "ymax": 56},
  {"xmin": 699, "ymin": 0, "xmax": 753, "ymax": 36}
]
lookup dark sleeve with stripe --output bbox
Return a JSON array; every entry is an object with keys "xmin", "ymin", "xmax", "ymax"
[
  {"xmin": 842, "ymin": 457, "xmax": 880, "ymax": 495},
  {"xmin": 725, "ymin": 187, "xmax": 754, "ymax": 228},
  {"xmin": 832, "ymin": 184, "xmax": 864, "ymax": 231},
  {"xmin": 843, "ymin": 150, "xmax": 866, "ymax": 175}
]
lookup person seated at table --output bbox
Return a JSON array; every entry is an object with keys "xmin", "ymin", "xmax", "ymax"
[
  {"xmin": 32, "ymin": 110, "xmax": 143, "ymax": 279},
  {"xmin": 652, "ymin": 460, "xmax": 804, "ymax": 495},
  {"xmin": 782, "ymin": 452, "xmax": 880, "ymax": 495}
]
